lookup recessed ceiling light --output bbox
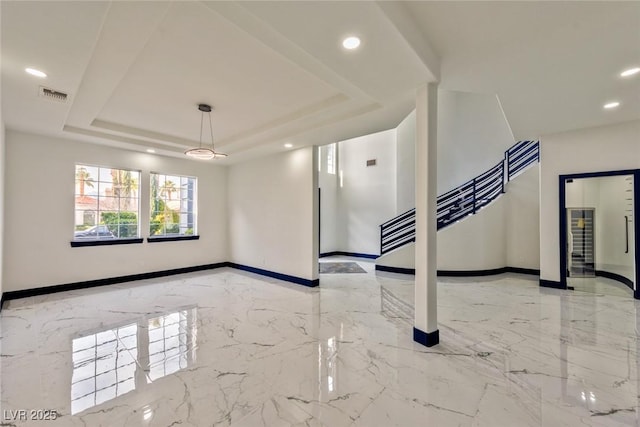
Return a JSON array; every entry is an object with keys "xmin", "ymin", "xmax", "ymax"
[
  {"xmin": 284, "ymin": 143, "xmax": 293, "ymax": 148},
  {"xmin": 25, "ymin": 67, "xmax": 47, "ymax": 78},
  {"xmin": 342, "ymin": 36, "xmax": 361, "ymax": 50},
  {"xmin": 146, "ymin": 149, "xmax": 156, "ymax": 153},
  {"xmin": 603, "ymin": 101, "xmax": 620, "ymax": 109},
  {"xmin": 621, "ymin": 67, "xmax": 640, "ymax": 77}
]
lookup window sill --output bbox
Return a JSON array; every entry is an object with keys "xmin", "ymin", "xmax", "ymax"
[
  {"xmin": 147, "ymin": 235, "xmax": 200, "ymax": 243},
  {"xmin": 70, "ymin": 238, "xmax": 144, "ymax": 248}
]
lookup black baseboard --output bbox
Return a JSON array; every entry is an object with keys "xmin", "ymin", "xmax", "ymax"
[
  {"xmin": 595, "ymin": 270, "xmax": 634, "ymax": 290},
  {"xmin": 1, "ymin": 263, "xmax": 230, "ymax": 305},
  {"xmin": 506, "ymin": 267, "xmax": 541, "ymax": 276},
  {"xmin": 376, "ymin": 265, "xmax": 416, "ymax": 275},
  {"xmin": 320, "ymin": 251, "xmax": 378, "ymax": 260},
  {"xmin": 413, "ymin": 327, "xmax": 439, "ymax": 347},
  {"xmin": 438, "ymin": 267, "xmax": 541, "ymax": 277},
  {"xmin": 0, "ymin": 261, "xmax": 321, "ymax": 309},
  {"xmin": 438, "ymin": 267, "xmax": 507, "ymax": 277},
  {"xmin": 539, "ymin": 279, "xmax": 566, "ymax": 289},
  {"xmin": 227, "ymin": 263, "xmax": 319, "ymax": 288},
  {"xmin": 376, "ymin": 265, "xmax": 540, "ymax": 277}
]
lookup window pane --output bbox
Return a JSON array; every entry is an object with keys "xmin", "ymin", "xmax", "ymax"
[
  {"xmin": 74, "ymin": 165, "xmax": 140, "ymax": 241},
  {"xmin": 150, "ymin": 173, "xmax": 197, "ymax": 237}
]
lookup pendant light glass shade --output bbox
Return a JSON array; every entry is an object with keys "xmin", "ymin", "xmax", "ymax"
[{"xmin": 185, "ymin": 104, "xmax": 227, "ymax": 159}]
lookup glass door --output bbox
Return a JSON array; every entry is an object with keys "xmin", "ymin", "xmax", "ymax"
[{"xmin": 567, "ymin": 208, "xmax": 595, "ymax": 278}]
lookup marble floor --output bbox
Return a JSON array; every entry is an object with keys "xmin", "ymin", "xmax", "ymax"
[
  {"xmin": 1, "ymin": 257, "xmax": 640, "ymax": 426},
  {"xmin": 568, "ymin": 276, "xmax": 634, "ymax": 298}
]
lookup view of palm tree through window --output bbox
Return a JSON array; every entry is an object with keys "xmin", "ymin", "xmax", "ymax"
[
  {"xmin": 74, "ymin": 165, "xmax": 140, "ymax": 240},
  {"xmin": 150, "ymin": 173, "xmax": 196, "ymax": 237}
]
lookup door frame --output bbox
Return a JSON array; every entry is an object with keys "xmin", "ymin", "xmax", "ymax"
[{"xmin": 559, "ymin": 169, "xmax": 640, "ymax": 298}]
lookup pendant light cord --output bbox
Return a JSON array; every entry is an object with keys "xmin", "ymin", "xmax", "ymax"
[
  {"xmin": 208, "ymin": 111, "xmax": 215, "ymax": 151},
  {"xmin": 199, "ymin": 111, "xmax": 204, "ymax": 149}
]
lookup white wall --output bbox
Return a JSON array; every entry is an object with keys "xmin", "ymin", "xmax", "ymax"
[
  {"xmin": 228, "ymin": 146, "xmax": 318, "ymax": 281},
  {"xmin": 0, "ymin": 119, "xmax": 4, "ymax": 300},
  {"xmin": 437, "ymin": 90, "xmax": 515, "ymax": 193},
  {"xmin": 318, "ymin": 145, "xmax": 339, "ymax": 254},
  {"xmin": 337, "ymin": 129, "xmax": 396, "ymax": 255},
  {"xmin": 377, "ymin": 164, "xmax": 541, "ymax": 271},
  {"xmin": 3, "ymin": 130, "xmax": 228, "ymax": 292},
  {"xmin": 505, "ymin": 165, "xmax": 541, "ymax": 269},
  {"xmin": 376, "ymin": 198, "xmax": 508, "ymax": 271},
  {"xmin": 565, "ymin": 175, "xmax": 635, "ymax": 283},
  {"xmin": 396, "ymin": 110, "xmax": 416, "ymax": 214},
  {"xmin": 540, "ymin": 120, "xmax": 640, "ymax": 283},
  {"xmin": 437, "ymin": 197, "xmax": 507, "ymax": 270}
]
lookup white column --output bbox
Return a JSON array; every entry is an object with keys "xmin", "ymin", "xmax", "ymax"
[{"xmin": 414, "ymin": 83, "xmax": 439, "ymax": 346}]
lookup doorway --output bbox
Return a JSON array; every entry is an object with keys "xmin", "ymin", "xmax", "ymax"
[{"xmin": 560, "ymin": 170, "xmax": 639, "ymax": 298}]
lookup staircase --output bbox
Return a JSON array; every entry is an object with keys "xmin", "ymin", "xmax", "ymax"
[{"xmin": 379, "ymin": 140, "xmax": 539, "ymax": 256}]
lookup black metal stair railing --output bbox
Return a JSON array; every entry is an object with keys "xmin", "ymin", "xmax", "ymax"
[
  {"xmin": 506, "ymin": 140, "xmax": 539, "ymax": 181},
  {"xmin": 380, "ymin": 208, "xmax": 415, "ymax": 256},
  {"xmin": 379, "ymin": 140, "xmax": 539, "ymax": 256},
  {"xmin": 436, "ymin": 161, "xmax": 504, "ymax": 229}
]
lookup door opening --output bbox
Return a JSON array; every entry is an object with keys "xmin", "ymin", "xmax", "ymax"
[{"xmin": 559, "ymin": 170, "xmax": 638, "ymax": 298}]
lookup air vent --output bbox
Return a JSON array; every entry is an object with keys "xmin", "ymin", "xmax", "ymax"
[
  {"xmin": 39, "ymin": 86, "xmax": 68, "ymax": 103},
  {"xmin": 366, "ymin": 159, "xmax": 377, "ymax": 167}
]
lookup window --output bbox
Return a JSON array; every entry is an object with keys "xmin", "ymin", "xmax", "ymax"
[
  {"xmin": 150, "ymin": 173, "xmax": 197, "ymax": 237},
  {"xmin": 74, "ymin": 165, "xmax": 140, "ymax": 241},
  {"xmin": 327, "ymin": 143, "xmax": 336, "ymax": 175}
]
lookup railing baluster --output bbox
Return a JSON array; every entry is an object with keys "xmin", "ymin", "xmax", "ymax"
[
  {"xmin": 501, "ymin": 159, "xmax": 505, "ymax": 193},
  {"xmin": 472, "ymin": 178, "xmax": 477, "ymax": 214}
]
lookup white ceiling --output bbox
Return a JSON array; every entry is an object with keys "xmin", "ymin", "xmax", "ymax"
[
  {"xmin": 1, "ymin": 1, "xmax": 638, "ymax": 164},
  {"xmin": 407, "ymin": 1, "xmax": 640, "ymax": 139}
]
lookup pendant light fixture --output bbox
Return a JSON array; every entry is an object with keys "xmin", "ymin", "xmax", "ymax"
[{"xmin": 185, "ymin": 103, "xmax": 227, "ymax": 160}]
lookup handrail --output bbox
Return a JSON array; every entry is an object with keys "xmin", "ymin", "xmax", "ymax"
[
  {"xmin": 380, "ymin": 208, "xmax": 415, "ymax": 228},
  {"xmin": 379, "ymin": 140, "xmax": 539, "ymax": 256}
]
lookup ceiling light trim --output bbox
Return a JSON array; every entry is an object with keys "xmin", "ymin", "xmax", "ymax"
[
  {"xmin": 25, "ymin": 67, "xmax": 47, "ymax": 78},
  {"xmin": 342, "ymin": 36, "xmax": 361, "ymax": 50},
  {"xmin": 620, "ymin": 67, "xmax": 640, "ymax": 77}
]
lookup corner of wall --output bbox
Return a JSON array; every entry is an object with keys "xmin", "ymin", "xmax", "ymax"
[
  {"xmin": 228, "ymin": 146, "xmax": 318, "ymax": 281},
  {"xmin": 0, "ymin": 118, "xmax": 5, "ymax": 304}
]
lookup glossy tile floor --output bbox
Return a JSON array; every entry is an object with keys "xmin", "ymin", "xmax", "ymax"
[
  {"xmin": 1, "ymin": 257, "xmax": 639, "ymax": 426},
  {"xmin": 569, "ymin": 276, "xmax": 633, "ymax": 298}
]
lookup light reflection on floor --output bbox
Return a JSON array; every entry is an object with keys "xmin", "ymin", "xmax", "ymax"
[{"xmin": 70, "ymin": 307, "xmax": 197, "ymax": 415}]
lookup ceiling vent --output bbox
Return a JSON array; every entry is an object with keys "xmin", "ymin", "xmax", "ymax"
[{"xmin": 38, "ymin": 86, "xmax": 68, "ymax": 103}]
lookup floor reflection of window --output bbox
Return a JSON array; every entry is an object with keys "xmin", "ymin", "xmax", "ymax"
[
  {"xmin": 71, "ymin": 307, "xmax": 197, "ymax": 414},
  {"xmin": 71, "ymin": 323, "xmax": 137, "ymax": 415},
  {"xmin": 147, "ymin": 309, "xmax": 197, "ymax": 382}
]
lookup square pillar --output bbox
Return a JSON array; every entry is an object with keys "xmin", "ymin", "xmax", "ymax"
[{"xmin": 414, "ymin": 83, "xmax": 439, "ymax": 347}]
